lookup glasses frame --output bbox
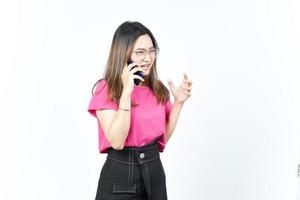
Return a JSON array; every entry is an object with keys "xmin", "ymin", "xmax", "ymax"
[{"xmin": 130, "ymin": 48, "xmax": 160, "ymax": 60}]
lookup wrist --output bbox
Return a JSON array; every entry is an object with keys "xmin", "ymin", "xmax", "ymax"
[
  {"xmin": 121, "ymin": 90, "xmax": 132, "ymax": 97},
  {"xmin": 119, "ymin": 91, "xmax": 131, "ymax": 110},
  {"xmin": 174, "ymin": 99, "xmax": 184, "ymax": 106}
]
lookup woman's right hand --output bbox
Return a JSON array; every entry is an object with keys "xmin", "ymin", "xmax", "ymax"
[{"xmin": 121, "ymin": 62, "xmax": 145, "ymax": 94}]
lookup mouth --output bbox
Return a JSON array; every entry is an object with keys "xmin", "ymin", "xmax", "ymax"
[{"xmin": 141, "ymin": 64, "xmax": 151, "ymax": 70}]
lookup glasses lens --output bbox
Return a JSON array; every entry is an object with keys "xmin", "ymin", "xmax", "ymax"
[
  {"xmin": 152, "ymin": 49, "xmax": 160, "ymax": 57},
  {"xmin": 134, "ymin": 48, "xmax": 159, "ymax": 59},
  {"xmin": 135, "ymin": 51, "xmax": 146, "ymax": 59}
]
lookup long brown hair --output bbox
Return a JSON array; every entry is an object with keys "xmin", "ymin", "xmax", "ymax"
[{"xmin": 91, "ymin": 21, "xmax": 170, "ymax": 107}]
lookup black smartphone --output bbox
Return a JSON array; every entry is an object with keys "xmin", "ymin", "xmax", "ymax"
[{"xmin": 127, "ymin": 58, "xmax": 144, "ymax": 86}]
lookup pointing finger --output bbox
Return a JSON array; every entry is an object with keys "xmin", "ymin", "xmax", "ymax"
[{"xmin": 183, "ymin": 72, "xmax": 189, "ymax": 80}]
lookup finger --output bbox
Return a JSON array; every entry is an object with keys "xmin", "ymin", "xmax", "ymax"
[
  {"xmin": 126, "ymin": 63, "xmax": 140, "ymax": 71},
  {"xmin": 133, "ymin": 75, "xmax": 145, "ymax": 81},
  {"xmin": 129, "ymin": 66, "xmax": 144, "ymax": 74},
  {"xmin": 168, "ymin": 79, "xmax": 175, "ymax": 89},
  {"xmin": 184, "ymin": 80, "xmax": 192, "ymax": 85},
  {"xmin": 183, "ymin": 72, "xmax": 189, "ymax": 80},
  {"xmin": 184, "ymin": 90, "xmax": 192, "ymax": 96},
  {"xmin": 183, "ymin": 85, "xmax": 192, "ymax": 91},
  {"xmin": 181, "ymin": 73, "xmax": 189, "ymax": 86}
]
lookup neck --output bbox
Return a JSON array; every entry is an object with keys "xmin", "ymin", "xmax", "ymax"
[{"xmin": 138, "ymin": 83, "xmax": 147, "ymax": 87}]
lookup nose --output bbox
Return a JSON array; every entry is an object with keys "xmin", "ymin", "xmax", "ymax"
[{"xmin": 143, "ymin": 52, "xmax": 151, "ymax": 62}]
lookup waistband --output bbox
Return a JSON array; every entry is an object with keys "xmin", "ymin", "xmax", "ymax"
[{"xmin": 107, "ymin": 139, "xmax": 160, "ymax": 165}]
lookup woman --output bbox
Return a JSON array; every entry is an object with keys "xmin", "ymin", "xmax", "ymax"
[{"xmin": 87, "ymin": 21, "xmax": 192, "ymax": 200}]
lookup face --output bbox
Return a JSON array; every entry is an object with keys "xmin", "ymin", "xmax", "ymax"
[{"xmin": 130, "ymin": 34, "xmax": 157, "ymax": 76}]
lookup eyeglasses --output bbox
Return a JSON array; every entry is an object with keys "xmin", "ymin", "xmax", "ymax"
[{"xmin": 131, "ymin": 48, "xmax": 160, "ymax": 60}]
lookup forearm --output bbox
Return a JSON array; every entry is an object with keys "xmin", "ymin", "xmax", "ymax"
[
  {"xmin": 166, "ymin": 100, "xmax": 184, "ymax": 142},
  {"xmin": 108, "ymin": 91, "xmax": 131, "ymax": 149}
]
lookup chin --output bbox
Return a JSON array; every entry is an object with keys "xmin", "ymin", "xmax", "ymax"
[{"xmin": 142, "ymin": 67, "xmax": 152, "ymax": 76}]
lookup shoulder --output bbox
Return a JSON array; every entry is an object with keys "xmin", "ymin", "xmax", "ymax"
[
  {"xmin": 97, "ymin": 78, "xmax": 107, "ymax": 87},
  {"xmin": 94, "ymin": 79, "xmax": 108, "ymax": 94}
]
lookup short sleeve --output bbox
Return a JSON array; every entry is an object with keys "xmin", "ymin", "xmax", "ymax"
[
  {"xmin": 165, "ymin": 97, "xmax": 172, "ymax": 123},
  {"xmin": 87, "ymin": 79, "xmax": 118, "ymax": 118}
]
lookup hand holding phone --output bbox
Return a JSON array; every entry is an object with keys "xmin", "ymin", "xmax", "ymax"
[{"xmin": 127, "ymin": 58, "xmax": 144, "ymax": 86}]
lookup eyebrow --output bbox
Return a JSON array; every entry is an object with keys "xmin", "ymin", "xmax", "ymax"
[{"xmin": 135, "ymin": 47, "xmax": 155, "ymax": 51}]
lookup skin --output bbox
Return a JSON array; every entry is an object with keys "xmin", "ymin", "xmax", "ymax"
[{"xmin": 130, "ymin": 34, "xmax": 193, "ymax": 142}]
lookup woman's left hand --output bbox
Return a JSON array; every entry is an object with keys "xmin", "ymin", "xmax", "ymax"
[{"xmin": 168, "ymin": 73, "xmax": 192, "ymax": 104}]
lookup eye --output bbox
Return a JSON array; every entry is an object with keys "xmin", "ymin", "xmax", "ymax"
[{"xmin": 136, "ymin": 51, "xmax": 145, "ymax": 55}]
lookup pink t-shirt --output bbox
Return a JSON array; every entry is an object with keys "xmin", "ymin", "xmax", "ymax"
[{"xmin": 87, "ymin": 79, "xmax": 173, "ymax": 153}]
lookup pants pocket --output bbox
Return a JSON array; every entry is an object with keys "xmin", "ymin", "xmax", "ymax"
[{"xmin": 112, "ymin": 182, "xmax": 137, "ymax": 194}]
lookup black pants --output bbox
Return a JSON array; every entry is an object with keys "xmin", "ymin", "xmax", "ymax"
[{"xmin": 95, "ymin": 139, "xmax": 168, "ymax": 200}]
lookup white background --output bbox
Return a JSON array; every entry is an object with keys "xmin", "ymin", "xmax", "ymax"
[{"xmin": 0, "ymin": 0, "xmax": 299, "ymax": 199}]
